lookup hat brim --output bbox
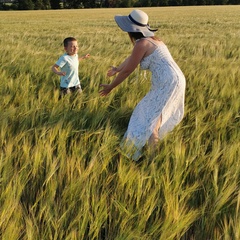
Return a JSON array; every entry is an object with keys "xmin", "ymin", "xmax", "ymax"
[{"xmin": 114, "ymin": 15, "xmax": 156, "ymax": 37}]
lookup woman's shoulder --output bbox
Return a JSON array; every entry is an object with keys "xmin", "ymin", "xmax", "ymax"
[{"xmin": 135, "ymin": 38, "xmax": 151, "ymax": 47}]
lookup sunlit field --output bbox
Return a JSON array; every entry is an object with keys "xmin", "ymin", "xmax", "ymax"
[{"xmin": 0, "ymin": 6, "xmax": 239, "ymax": 240}]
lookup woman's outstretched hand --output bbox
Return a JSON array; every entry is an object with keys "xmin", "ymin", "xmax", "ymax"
[
  {"xmin": 107, "ymin": 66, "xmax": 118, "ymax": 77},
  {"xmin": 99, "ymin": 84, "xmax": 113, "ymax": 96},
  {"xmin": 99, "ymin": 66, "xmax": 119, "ymax": 96}
]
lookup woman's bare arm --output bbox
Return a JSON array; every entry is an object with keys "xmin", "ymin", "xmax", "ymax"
[{"xmin": 100, "ymin": 40, "xmax": 148, "ymax": 96}]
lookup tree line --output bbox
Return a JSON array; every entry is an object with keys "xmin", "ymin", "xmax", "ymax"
[{"xmin": 0, "ymin": 0, "xmax": 239, "ymax": 10}]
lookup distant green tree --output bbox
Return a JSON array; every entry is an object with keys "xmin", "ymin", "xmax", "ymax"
[
  {"xmin": 118, "ymin": 0, "xmax": 128, "ymax": 7},
  {"xmin": 101, "ymin": 0, "xmax": 110, "ymax": 7},
  {"xmin": 215, "ymin": 0, "xmax": 229, "ymax": 4},
  {"xmin": 229, "ymin": 0, "xmax": 240, "ymax": 3},
  {"xmin": 42, "ymin": 0, "xmax": 51, "ymax": 9},
  {"xmin": 159, "ymin": 0, "xmax": 169, "ymax": 5},
  {"xmin": 18, "ymin": 0, "xmax": 34, "ymax": 9},
  {"xmin": 64, "ymin": 0, "xmax": 83, "ymax": 8},
  {"xmin": 50, "ymin": 0, "xmax": 60, "ymax": 9},
  {"xmin": 186, "ymin": 0, "xmax": 197, "ymax": 4},
  {"xmin": 33, "ymin": 0, "xmax": 44, "ymax": 9},
  {"xmin": 138, "ymin": 0, "xmax": 152, "ymax": 6},
  {"xmin": 107, "ymin": 0, "xmax": 118, "ymax": 7},
  {"xmin": 206, "ymin": 0, "xmax": 215, "ymax": 4},
  {"xmin": 152, "ymin": 0, "xmax": 159, "ymax": 6},
  {"xmin": 197, "ymin": 0, "xmax": 206, "ymax": 4},
  {"xmin": 123, "ymin": 0, "xmax": 139, "ymax": 7},
  {"xmin": 169, "ymin": 0, "xmax": 183, "ymax": 5},
  {"xmin": 82, "ymin": 0, "xmax": 96, "ymax": 7}
]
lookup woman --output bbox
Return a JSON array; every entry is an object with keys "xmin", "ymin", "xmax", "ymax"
[{"xmin": 99, "ymin": 9, "xmax": 186, "ymax": 161}]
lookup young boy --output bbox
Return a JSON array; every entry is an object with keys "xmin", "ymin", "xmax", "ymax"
[{"xmin": 52, "ymin": 37, "xmax": 90, "ymax": 95}]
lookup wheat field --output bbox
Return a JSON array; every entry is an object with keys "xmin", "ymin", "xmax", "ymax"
[{"xmin": 0, "ymin": 6, "xmax": 239, "ymax": 240}]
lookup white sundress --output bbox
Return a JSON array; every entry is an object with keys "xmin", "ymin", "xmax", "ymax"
[{"xmin": 121, "ymin": 38, "xmax": 186, "ymax": 160}]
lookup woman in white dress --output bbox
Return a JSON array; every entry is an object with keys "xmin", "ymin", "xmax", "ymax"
[{"xmin": 99, "ymin": 9, "xmax": 186, "ymax": 161}]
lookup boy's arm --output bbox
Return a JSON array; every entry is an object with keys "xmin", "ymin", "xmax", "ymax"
[
  {"xmin": 51, "ymin": 64, "xmax": 66, "ymax": 76},
  {"xmin": 79, "ymin": 53, "xmax": 90, "ymax": 61}
]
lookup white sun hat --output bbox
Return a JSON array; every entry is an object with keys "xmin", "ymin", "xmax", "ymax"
[{"xmin": 114, "ymin": 9, "xmax": 158, "ymax": 37}]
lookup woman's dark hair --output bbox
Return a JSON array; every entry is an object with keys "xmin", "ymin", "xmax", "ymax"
[
  {"xmin": 128, "ymin": 32, "xmax": 160, "ymax": 44},
  {"xmin": 128, "ymin": 32, "xmax": 145, "ymax": 40}
]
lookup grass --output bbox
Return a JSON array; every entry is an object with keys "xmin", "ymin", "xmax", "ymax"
[{"xmin": 0, "ymin": 6, "xmax": 240, "ymax": 240}]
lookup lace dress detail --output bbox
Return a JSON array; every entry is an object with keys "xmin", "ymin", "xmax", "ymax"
[{"xmin": 122, "ymin": 39, "xmax": 186, "ymax": 160}]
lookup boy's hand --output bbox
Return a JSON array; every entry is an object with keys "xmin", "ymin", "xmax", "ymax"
[
  {"xmin": 58, "ymin": 71, "xmax": 66, "ymax": 76},
  {"xmin": 79, "ymin": 54, "xmax": 90, "ymax": 61}
]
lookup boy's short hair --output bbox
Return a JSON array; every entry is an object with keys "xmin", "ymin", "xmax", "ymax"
[{"xmin": 63, "ymin": 37, "xmax": 77, "ymax": 47}]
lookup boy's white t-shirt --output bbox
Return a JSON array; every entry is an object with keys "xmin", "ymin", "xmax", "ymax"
[{"xmin": 56, "ymin": 53, "xmax": 80, "ymax": 88}]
